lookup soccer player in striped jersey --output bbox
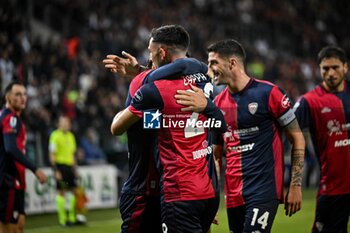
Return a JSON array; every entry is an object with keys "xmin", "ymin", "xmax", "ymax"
[
  {"xmin": 294, "ymin": 46, "xmax": 350, "ymax": 233},
  {"xmin": 0, "ymin": 81, "xmax": 47, "ymax": 233},
  {"xmin": 176, "ymin": 39, "xmax": 305, "ymax": 233}
]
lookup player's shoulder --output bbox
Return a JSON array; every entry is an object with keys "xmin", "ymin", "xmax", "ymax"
[
  {"xmin": 129, "ymin": 70, "xmax": 153, "ymax": 95},
  {"xmin": 0, "ymin": 108, "xmax": 15, "ymax": 119},
  {"xmin": 302, "ymin": 84, "xmax": 324, "ymax": 101},
  {"xmin": 252, "ymin": 78, "xmax": 277, "ymax": 92}
]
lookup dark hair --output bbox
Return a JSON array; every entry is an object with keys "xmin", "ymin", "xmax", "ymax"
[
  {"xmin": 4, "ymin": 80, "xmax": 24, "ymax": 95},
  {"xmin": 1, "ymin": 80, "xmax": 25, "ymax": 107},
  {"xmin": 207, "ymin": 39, "xmax": 246, "ymax": 63},
  {"xmin": 317, "ymin": 46, "xmax": 348, "ymax": 64},
  {"xmin": 150, "ymin": 25, "xmax": 190, "ymax": 51}
]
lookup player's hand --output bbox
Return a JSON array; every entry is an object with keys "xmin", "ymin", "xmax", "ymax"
[
  {"xmin": 175, "ymin": 84, "xmax": 207, "ymax": 112},
  {"xmin": 35, "ymin": 169, "xmax": 48, "ymax": 184},
  {"xmin": 102, "ymin": 51, "xmax": 140, "ymax": 77},
  {"xmin": 284, "ymin": 185, "xmax": 302, "ymax": 217}
]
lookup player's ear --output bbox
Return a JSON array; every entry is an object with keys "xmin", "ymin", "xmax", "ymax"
[
  {"xmin": 344, "ymin": 62, "xmax": 348, "ymax": 74},
  {"xmin": 159, "ymin": 47, "xmax": 167, "ymax": 60},
  {"xmin": 228, "ymin": 57, "xmax": 237, "ymax": 70}
]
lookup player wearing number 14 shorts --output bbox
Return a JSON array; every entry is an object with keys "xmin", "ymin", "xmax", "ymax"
[{"xmin": 207, "ymin": 39, "xmax": 305, "ymax": 233}]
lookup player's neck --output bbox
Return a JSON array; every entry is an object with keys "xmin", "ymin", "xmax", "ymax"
[
  {"xmin": 227, "ymin": 72, "xmax": 251, "ymax": 93},
  {"xmin": 6, "ymin": 104, "xmax": 22, "ymax": 116},
  {"xmin": 322, "ymin": 80, "xmax": 345, "ymax": 93}
]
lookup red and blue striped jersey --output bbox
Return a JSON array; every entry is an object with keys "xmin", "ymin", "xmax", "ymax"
[
  {"xmin": 294, "ymin": 81, "xmax": 350, "ymax": 195},
  {"xmin": 122, "ymin": 70, "xmax": 160, "ymax": 196},
  {"xmin": 129, "ymin": 74, "xmax": 225, "ymax": 203},
  {"xmin": 213, "ymin": 79, "xmax": 295, "ymax": 208},
  {"xmin": 0, "ymin": 108, "xmax": 31, "ymax": 189}
]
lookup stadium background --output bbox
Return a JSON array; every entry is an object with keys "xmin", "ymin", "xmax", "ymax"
[{"xmin": 1, "ymin": 0, "xmax": 349, "ymax": 232}]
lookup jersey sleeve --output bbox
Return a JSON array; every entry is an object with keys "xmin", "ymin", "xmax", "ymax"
[
  {"xmin": 144, "ymin": 58, "xmax": 208, "ymax": 83},
  {"xmin": 128, "ymin": 82, "xmax": 164, "ymax": 118},
  {"xmin": 203, "ymin": 99, "xmax": 227, "ymax": 133},
  {"xmin": 211, "ymin": 131, "xmax": 224, "ymax": 145},
  {"xmin": 268, "ymin": 86, "xmax": 296, "ymax": 127},
  {"xmin": 293, "ymin": 96, "xmax": 310, "ymax": 129}
]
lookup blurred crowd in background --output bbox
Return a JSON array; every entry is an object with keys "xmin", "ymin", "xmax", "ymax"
[{"xmin": 1, "ymin": 0, "xmax": 349, "ymax": 187}]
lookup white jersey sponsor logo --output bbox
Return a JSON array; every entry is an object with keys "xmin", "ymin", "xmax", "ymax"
[
  {"xmin": 334, "ymin": 138, "xmax": 350, "ymax": 147},
  {"xmin": 327, "ymin": 119, "xmax": 342, "ymax": 136},
  {"xmin": 228, "ymin": 143, "xmax": 255, "ymax": 153}
]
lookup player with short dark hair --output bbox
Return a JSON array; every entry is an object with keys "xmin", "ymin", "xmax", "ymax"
[
  {"xmin": 0, "ymin": 81, "xmax": 47, "ymax": 233},
  {"xmin": 111, "ymin": 24, "xmax": 226, "ymax": 233},
  {"xmin": 294, "ymin": 45, "xmax": 350, "ymax": 233},
  {"xmin": 175, "ymin": 39, "xmax": 305, "ymax": 233}
]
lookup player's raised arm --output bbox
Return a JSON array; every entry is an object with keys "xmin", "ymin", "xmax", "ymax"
[{"xmin": 144, "ymin": 57, "xmax": 208, "ymax": 83}]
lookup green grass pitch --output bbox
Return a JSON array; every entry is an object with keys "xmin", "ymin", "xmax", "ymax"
[{"xmin": 25, "ymin": 189, "xmax": 349, "ymax": 233}]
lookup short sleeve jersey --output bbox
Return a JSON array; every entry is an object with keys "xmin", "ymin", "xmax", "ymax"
[
  {"xmin": 129, "ymin": 73, "xmax": 219, "ymax": 203},
  {"xmin": 294, "ymin": 81, "xmax": 350, "ymax": 195},
  {"xmin": 214, "ymin": 79, "xmax": 295, "ymax": 208},
  {"xmin": 0, "ymin": 108, "xmax": 26, "ymax": 188},
  {"xmin": 49, "ymin": 129, "xmax": 76, "ymax": 166}
]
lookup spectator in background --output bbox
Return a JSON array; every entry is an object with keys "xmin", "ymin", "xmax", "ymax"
[
  {"xmin": 49, "ymin": 116, "xmax": 79, "ymax": 226},
  {"xmin": 294, "ymin": 46, "xmax": 350, "ymax": 233},
  {"xmin": 79, "ymin": 127, "xmax": 106, "ymax": 165}
]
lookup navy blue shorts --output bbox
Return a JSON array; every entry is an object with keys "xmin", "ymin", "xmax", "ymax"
[
  {"xmin": 14, "ymin": 189, "xmax": 25, "ymax": 215},
  {"xmin": 119, "ymin": 193, "xmax": 162, "ymax": 233},
  {"xmin": 312, "ymin": 193, "xmax": 350, "ymax": 233},
  {"xmin": 227, "ymin": 199, "xmax": 279, "ymax": 233},
  {"xmin": 55, "ymin": 164, "xmax": 77, "ymax": 190},
  {"xmin": 161, "ymin": 196, "xmax": 219, "ymax": 233},
  {"xmin": 0, "ymin": 185, "xmax": 19, "ymax": 224}
]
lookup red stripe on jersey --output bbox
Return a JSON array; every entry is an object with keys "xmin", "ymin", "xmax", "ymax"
[
  {"xmin": 127, "ymin": 195, "xmax": 145, "ymax": 232},
  {"xmin": 271, "ymin": 124, "xmax": 284, "ymax": 203},
  {"xmin": 268, "ymin": 86, "xmax": 291, "ymax": 119},
  {"xmin": 215, "ymin": 87, "xmax": 245, "ymax": 208},
  {"xmin": 129, "ymin": 70, "xmax": 153, "ymax": 96},
  {"xmin": 6, "ymin": 188, "xmax": 16, "ymax": 222},
  {"xmin": 128, "ymin": 105, "xmax": 143, "ymax": 118},
  {"xmin": 154, "ymin": 79, "xmax": 215, "ymax": 202}
]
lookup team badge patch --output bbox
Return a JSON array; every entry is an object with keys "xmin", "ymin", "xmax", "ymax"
[
  {"xmin": 10, "ymin": 116, "xmax": 17, "ymax": 128},
  {"xmin": 143, "ymin": 110, "xmax": 161, "ymax": 129},
  {"xmin": 281, "ymin": 94, "xmax": 291, "ymax": 108},
  {"xmin": 248, "ymin": 102, "xmax": 258, "ymax": 115}
]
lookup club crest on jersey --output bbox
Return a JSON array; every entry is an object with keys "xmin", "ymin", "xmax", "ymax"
[
  {"xmin": 281, "ymin": 94, "xmax": 291, "ymax": 108},
  {"xmin": 143, "ymin": 110, "xmax": 161, "ymax": 129},
  {"xmin": 248, "ymin": 102, "xmax": 258, "ymax": 115},
  {"xmin": 10, "ymin": 116, "xmax": 17, "ymax": 128}
]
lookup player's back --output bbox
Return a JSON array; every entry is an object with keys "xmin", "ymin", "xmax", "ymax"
[{"xmin": 153, "ymin": 74, "xmax": 218, "ymax": 202}]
